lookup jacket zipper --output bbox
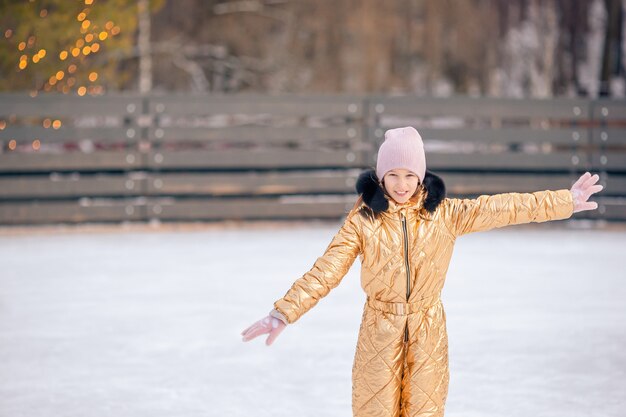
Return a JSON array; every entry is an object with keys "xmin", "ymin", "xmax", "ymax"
[{"xmin": 401, "ymin": 212, "xmax": 410, "ymax": 343}]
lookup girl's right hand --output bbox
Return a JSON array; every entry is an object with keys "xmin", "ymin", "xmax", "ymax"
[{"xmin": 241, "ymin": 315, "xmax": 286, "ymax": 346}]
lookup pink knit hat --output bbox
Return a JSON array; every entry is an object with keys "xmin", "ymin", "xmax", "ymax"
[{"xmin": 376, "ymin": 126, "xmax": 426, "ymax": 183}]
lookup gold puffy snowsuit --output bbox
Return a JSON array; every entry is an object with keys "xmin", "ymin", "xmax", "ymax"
[{"xmin": 274, "ymin": 185, "xmax": 574, "ymax": 417}]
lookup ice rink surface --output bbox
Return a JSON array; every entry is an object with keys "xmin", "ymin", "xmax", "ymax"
[{"xmin": 1, "ymin": 221, "xmax": 625, "ymax": 417}]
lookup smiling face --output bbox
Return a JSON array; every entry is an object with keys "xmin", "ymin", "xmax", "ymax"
[{"xmin": 382, "ymin": 168, "xmax": 420, "ymax": 204}]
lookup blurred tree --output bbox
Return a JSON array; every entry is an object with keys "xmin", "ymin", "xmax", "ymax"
[
  {"xmin": 555, "ymin": 0, "xmax": 592, "ymax": 96},
  {"xmin": 599, "ymin": 0, "xmax": 624, "ymax": 96},
  {"xmin": 148, "ymin": 0, "xmax": 611, "ymax": 97},
  {"xmin": 1, "ymin": 0, "xmax": 620, "ymax": 97},
  {"xmin": 0, "ymin": 0, "xmax": 164, "ymax": 94}
]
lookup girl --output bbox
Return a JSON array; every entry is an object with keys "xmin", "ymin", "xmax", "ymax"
[{"xmin": 241, "ymin": 126, "xmax": 602, "ymax": 417}]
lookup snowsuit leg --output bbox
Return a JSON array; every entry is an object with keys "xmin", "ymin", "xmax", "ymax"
[
  {"xmin": 352, "ymin": 298, "xmax": 449, "ymax": 417},
  {"xmin": 400, "ymin": 301, "xmax": 450, "ymax": 417},
  {"xmin": 352, "ymin": 304, "xmax": 406, "ymax": 417}
]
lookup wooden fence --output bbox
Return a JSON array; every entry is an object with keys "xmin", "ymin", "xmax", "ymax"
[{"xmin": 0, "ymin": 93, "xmax": 624, "ymax": 225}]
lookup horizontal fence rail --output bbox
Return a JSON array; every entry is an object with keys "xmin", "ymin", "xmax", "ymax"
[{"xmin": 0, "ymin": 93, "xmax": 624, "ymax": 225}]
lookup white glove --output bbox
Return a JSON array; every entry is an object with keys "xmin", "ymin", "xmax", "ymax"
[{"xmin": 570, "ymin": 172, "xmax": 603, "ymax": 213}]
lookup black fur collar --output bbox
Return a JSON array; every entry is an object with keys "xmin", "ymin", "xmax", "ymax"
[{"xmin": 355, "ymin": 169, "xmax": 446, "ymax": 214}]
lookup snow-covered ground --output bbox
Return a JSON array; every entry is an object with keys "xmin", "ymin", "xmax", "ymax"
[{"xmin": 0, "ymin": 222, "xmax": 624, "ymax": 417}]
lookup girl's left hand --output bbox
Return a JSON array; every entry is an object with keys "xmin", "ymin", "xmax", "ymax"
[{"xmin": 570, "ymin": 172, "xmax": 603, "ymax": 213}]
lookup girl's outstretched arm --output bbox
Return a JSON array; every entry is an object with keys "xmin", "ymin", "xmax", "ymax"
[
  {"xmin": 270, "ymin": 208, "xmax": 363, "ymax": 324},
  {"xmin": 240, "ymin": 207, "xmax": 362, "ymax": 345},
  {"xmin": 442, "ymin": 172, "xmax": 603, "ymax": 237}
]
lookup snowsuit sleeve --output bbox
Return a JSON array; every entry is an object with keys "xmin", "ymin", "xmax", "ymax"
[
  {"xmin": 442, "ymin": 189, "xmax": 574, "ymax": 237},
  {"xmin": 273, "ymin": 209, "xmax": 363, "ymax": 324}
]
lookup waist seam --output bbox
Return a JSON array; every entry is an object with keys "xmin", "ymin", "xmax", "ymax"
[{"xmin": 366, "ymin": 294, "xmax": 441, "ymax": 315}]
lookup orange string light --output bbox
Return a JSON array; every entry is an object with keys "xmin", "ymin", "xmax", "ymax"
[{"xmin": 16, "ymin": 2, "xmax": 118, "ymax": 94}]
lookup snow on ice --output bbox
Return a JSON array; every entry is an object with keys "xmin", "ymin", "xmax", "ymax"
[{"xmin": 0, "ymin": 223, "xmax": 624, "ymax": 417}]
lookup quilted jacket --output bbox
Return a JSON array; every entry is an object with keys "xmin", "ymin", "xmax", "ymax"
[{"xmin": 273, "ymin": 169, "xmax": 574, "ymax": 417}]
